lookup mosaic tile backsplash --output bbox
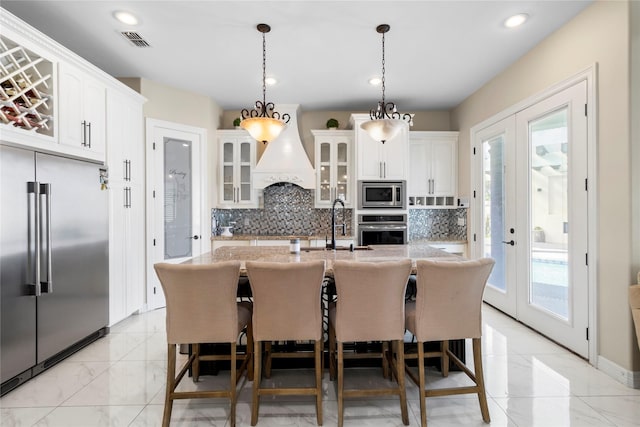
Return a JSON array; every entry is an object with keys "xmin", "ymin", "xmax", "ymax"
[
  {"xmin": 408, "ymin": 208, "xmax": 467, "ymax": 241},
  {"xmin": 212, "ymin": 184, "xmax": 466, "ymax": 241},
  {"xmin": 212, "ymin": 184, "xmax": 353, "ymax": 237}
]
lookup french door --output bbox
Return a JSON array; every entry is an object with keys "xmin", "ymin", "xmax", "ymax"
[
  {"xmin": 146, "ymin": 119, "xmax": 207, "ymax": 310},
  {"xmin": 475, "ymin": 81, "xmax": 589, "ymax": 357}
]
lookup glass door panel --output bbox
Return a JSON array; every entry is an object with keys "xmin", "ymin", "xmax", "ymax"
[
  {"xmin": 164, "ymin": 138, "xmax": 192, "ymax": 259},
  {"xmin": 483, "ymin": 134, "xmax": 507, "ymax": 292},
  {"xmin": 529, "ymin": 108, "xmax": 569, "ymax": 319}
]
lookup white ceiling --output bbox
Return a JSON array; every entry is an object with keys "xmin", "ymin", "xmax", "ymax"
[{"xmin": 2, "ymin": 1, "xmax": 592, "ymax": 112}]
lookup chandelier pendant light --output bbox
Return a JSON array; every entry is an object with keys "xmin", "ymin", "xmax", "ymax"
[
  {"xmin": 361, "ymin": 24, "xmax": 413, "ymax": 144},
  {"xmin": 240, "ymin": 23, "xmax": 290, "ymax": 144}
]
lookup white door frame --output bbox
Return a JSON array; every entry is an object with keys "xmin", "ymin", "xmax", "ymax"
[
  {"xmin": 145, "ymin": 118, "xmax": 208, "ymax": 310},
  {"xmin": 470, "ymin": 65, "xmax": 598, "ymax": 365}
]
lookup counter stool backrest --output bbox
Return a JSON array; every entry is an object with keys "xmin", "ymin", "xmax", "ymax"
[
  {"xmin": 246, "ymin": 260, "xmax": 325, "ymax": 342},
  {"xmin": 333, "ymin": 259, "xmax": 412, "ymax": 342},
  {"xmin": 412, "ymin": 258, "xmax": 495, "ymax": 342},
  {"xmin": 154, "ymin": 261, "xmax": 242, "ymax": 344}
]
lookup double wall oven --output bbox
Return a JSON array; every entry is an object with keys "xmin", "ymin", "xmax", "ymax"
[
  {"xmin": 358, "ymin": 214, "xmax": 407, "ymax": 246},
  {"xmin": 357, "ymin": 180, "xmax": 407, "ymax": 246}
]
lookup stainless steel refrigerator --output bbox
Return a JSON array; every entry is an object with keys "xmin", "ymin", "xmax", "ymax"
[{"xmin": 1, "ymin": 144, "xmax": 109, "ymax": 395}]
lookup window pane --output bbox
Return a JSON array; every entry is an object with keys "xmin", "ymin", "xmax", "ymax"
[{"xmin": 164, "ymin": 138, "xmax": 192, "ymax": 259}]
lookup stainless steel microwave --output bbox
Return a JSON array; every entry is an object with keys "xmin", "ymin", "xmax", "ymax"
[{"xmin": 358, "ymin": 180, "xmax": 406, "ymax": 209}]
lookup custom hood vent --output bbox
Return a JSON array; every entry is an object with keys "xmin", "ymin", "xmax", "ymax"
[{"xmin": 253, "ymin": 104, "xmax": 315, "ymax": 189}]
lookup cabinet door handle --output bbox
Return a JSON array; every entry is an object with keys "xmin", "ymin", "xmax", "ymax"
[
  {"xmin": 384, "ymin": 162, "xmax": 387, "ymax": 178},
  {"xmin": 81, "ymin": 121, "xmax": 87, "ymax": 146},
  {"xmin": 87, "ymin": 122, "xmax": 92, "ymax": 148}
]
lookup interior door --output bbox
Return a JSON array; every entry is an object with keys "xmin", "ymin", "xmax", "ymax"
[{"xmin": 146, "ymin": 120, "xmax": 206, "ymax": 310}]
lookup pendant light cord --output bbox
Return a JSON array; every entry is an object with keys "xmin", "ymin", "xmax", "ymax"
[
  {"xmin": 262, "ymin": 29, "xmax": 267, "ymax": 106},
  {"xmin": 381, "ymin": 30, "xmax": 386, "ymax": 107}
]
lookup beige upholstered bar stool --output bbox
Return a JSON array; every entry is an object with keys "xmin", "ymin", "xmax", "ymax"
[
  {"xmin": 329, "ymin": 259, "xmax": 412, "ymax": 427},
  {"xmin": 405, "ymin": 258, "xmax": 495, "ymax": 427},
  {"xmin": 246, "ymin": 260, "xmax": 326, "ymax": 426},
  {"xmin": 154, "ymin": 262, "xmax": 253, "ymax": 427}
]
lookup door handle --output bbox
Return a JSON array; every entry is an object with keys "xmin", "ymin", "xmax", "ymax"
[
  {"xmin": 502, "ymin": 240, "xmax": 515, "ymax": 246},
  {"xmin": 81, "ymin": 121, "xmax": 87, "ymax": 146},
  {"xmin": 40, "ymin": 183, "xmax": 53, "ymax": 293},
  {"xmin": 191, "ymin": 235, "xmax": 200, "ymax": 240},
  {"xmin": 27, "ymin": 182, "xmax": 41, "ymax": 296},
  {"xmin": 383, "ymin": 162, "xmax": 387, "ymax": 178},
  {"xmin": 87, "ymin": 122, "xmax": 92, "ymax": 148}
]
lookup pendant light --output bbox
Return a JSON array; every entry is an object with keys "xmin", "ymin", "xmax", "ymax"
[
  {"xmin": 361, "ymin": 24, "xmax": 412, "ymax": 144},
  {"xmin": 240, "ymin": 23, "xmax": 289, "ymax": 144}
]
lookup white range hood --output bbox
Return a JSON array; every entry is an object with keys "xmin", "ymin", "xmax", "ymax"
[{"xmin": 252, "ymin": 104, "xmax": 315, "ymax": 189}]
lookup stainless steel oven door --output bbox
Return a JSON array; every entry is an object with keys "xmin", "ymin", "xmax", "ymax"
[{"xmin": 358, "ymin": 224, "xmax": 407, "ymax": 246}]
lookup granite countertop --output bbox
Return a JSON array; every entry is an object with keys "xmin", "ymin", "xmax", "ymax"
[
  {"xmin": 187, "ymin": 242, "xmax": 461, "ymax": 275},
  {"xmin": 211, "ymin": 234, "xmax": 355, "ymax": 241}
]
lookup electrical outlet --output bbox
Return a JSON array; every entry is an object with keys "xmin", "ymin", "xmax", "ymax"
[
  {"xmin": 457, "ymin": 217, "xmax": 466, "ymax": 226},
  {"xmin": 244, "ymin": 218, "xmax": 250, "ymax": 226}
]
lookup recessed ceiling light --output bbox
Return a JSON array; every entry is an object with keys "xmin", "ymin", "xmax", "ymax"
[
  {"xmin": 113, "ymin": 11, "xmax": 139, "ymax": 26},
  {"xmin": 504, "ymin": 13, "xmax": 528, "ymax": 28},
  {"xmin": 265, "ymin": 77, "xmax": 277, "ymax": 85},
  {"xmin": 368, "ymin": 77, "xmax": 381, "ymax": 86}
]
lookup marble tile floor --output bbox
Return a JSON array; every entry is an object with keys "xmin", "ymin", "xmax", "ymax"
[{"xmin": 2, "ymin": 304, "xmax": 640, "ymax": 427}]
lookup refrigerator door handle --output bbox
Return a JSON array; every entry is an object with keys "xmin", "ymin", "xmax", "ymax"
[
  {"xmin": 27, "ymin": 182, "xmax": 41, "ymax": 296},
  {"xmin": 40, "ymin": 183, "xmax": 53, "ymax": 294}
]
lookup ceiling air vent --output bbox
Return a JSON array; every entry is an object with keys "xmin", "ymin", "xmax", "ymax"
[{"xmin": 121, "ymin": 31, "xmax": 151, "ymax": 48}]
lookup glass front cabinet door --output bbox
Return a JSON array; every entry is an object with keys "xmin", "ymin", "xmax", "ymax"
[
  {"xmin": 312, "ymin": 130, "xmax": 353, "ymax": 208},
  {"xmin": 218, "ymin": 130, "xmax": 257, "ymax": 208}
]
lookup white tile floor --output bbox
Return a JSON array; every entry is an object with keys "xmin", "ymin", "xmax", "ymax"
[{"xmin": 2, "ymin": 304, "xmax": 640, "ymax": 426}]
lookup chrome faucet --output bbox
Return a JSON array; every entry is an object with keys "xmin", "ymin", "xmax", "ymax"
[{"xmin": 328, "ymin": 198, "xmax": 346, "ymax": 250}]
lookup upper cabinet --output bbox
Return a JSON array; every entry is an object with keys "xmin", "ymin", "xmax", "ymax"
[
  {"xmin": 351, "ymin": 114, "xmax": 408, "ymax": 181},
  {"xmin": 312, "ymin": 129, "xmax": 353, "ymax": 207},
  {"xmin": 58, "ymin": 62, "xmax": 106, "ymax": 158},
  {"xmin": 218, "ymin": 130, "xmax": 258, "ymax": 208},
  {"xmin": 409, "ymin": 131, "xmax": 458, "ymax": 207}
]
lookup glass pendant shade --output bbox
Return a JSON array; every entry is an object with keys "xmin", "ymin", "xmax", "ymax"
[
  {"xmin": 240, "ymin": 116, "xmax": 286, "ymax": 144},
  {"xmin": 360, "ymin": 118, "xmax": 404, "ymax": 143},
  {"xmin": 362, "ymin": 24, "xmax": 412, "ymax": 144}
]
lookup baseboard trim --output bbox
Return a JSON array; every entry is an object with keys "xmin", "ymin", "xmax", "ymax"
[{"xmin": 597, "ymin": 355, "xmax": 640, "ymax": 389}]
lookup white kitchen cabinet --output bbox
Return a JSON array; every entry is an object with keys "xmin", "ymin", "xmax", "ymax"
[
  {"xmin": 106, "ymin": 88, "xmax": 145, "ymax": 325},
  {"xmin": 350, "ymin": 114, "xmax": 408, "ymax": 181},
  {"xmin": 409, "ymin": 131, "xmax": 458, "ymax": 207},
  {"xmin": 312, "ymin": 130, "xmax": 353, "ymax": 207},
  {"xmin": 58, "ymin": 62, "xmax": 106, "ymax": 158},
  {"xmin": 218, "ymin": 130, "xmax": 258, "ymax": 208}
]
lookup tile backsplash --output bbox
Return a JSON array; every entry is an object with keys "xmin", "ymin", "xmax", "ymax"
[
  {"xmin": 408, "ymin": 208, "xmax": 467, "ymax": 241},
  {"xmin": 212, "ymin": 183, "xmax": 352, "ymax": 237},
  {"xmin": 212, "ymin": 184, "xmax": 466, "ymax": 241}
]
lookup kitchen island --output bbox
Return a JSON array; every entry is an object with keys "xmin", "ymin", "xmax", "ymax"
[
  {"xmin": 187, "ymin": 242, "xmax": 461, "ymax": 276},
  {"xmin": 183, "ymin": 242, "xmax": 466, "ymax": 373}
]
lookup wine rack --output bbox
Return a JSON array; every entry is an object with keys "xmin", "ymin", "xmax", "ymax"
[{"xmin": 0, "ymin": 35, "xmax": 54, "ymax": 137}]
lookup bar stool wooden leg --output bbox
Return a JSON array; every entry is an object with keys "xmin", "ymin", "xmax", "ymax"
[
  {"xmin": 417, "ymin": 341, "xmax": 427, "ymax": 427},
  {"xmin": 329, "ymin": 322, "xmax": 336, "ymax": 381},
  {"xmin": 264, "ymin": 341, "xmax": 273, "ymax": 379},
  {"xmin": 251, "ymin": 341, "xmax": 262, "ymax": 426},
  {"xmin": 382, "ymin": 341, "xmax": 390, "ymax": 379},
  {"xmin": 315, "ymin": 339, "xmax": 323, "ymax": 426},
  {"xmin": 163, "ymin": 344, "xmax": 176, "ymax": 427},
  {"xmin": 337, "ymin": 341, "xmax": 345, "ymax": 427},
  {"xmin": 396, "ymin": 339, "xmax": 409, "ymax": 426},
  {"xmin": 192, "ymin": 343, "xmax": 200, "ymax": 382},
  {"xmin": 230, "ymin": 342, "xmax": 237, "ymax": 427},
  {"xmin": 246, "ymin": 321, "xmax": 254, "ymax": 382},
  {"xmin": 473, "ymin": 338, "xmax": 490, "ymax": 423},
  {"xmin": 441, "ymin": 340, "xmax": 450, "ymax": 377}
]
